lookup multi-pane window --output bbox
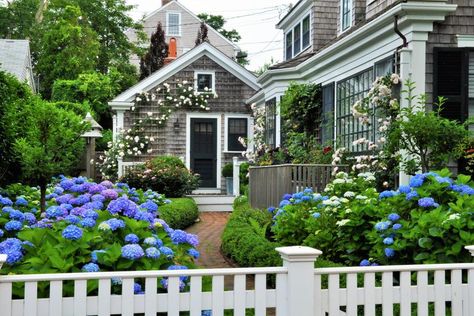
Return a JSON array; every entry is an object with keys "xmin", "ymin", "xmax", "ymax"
[
  {"xmin": 195, "ymin": 72, "xmax": 214, "ymax": 92},
  {"xmin": 167, "ymin": 13, "xmax": 181, "ymax": 36},
  {"xmin": 341, "ymin": 0, "xmax": 352, "ymax": 31},
  {"xmin": 336, "ymin": 68, "xmax": 374, "ymax": 152},
  {"xmin": 285, "ymin": 14, "xmax": 311, "ymax": 61},
  {"xmin": 227, "ymin": 118, "xmax": 248, "ymax": 152},
  {"xmin": 265, "ymin": 98, "xmax": 277, "ymax": 149},
  {"xmin": 321, "ymin": 83, "xmax": 335, "ymax": 145}
]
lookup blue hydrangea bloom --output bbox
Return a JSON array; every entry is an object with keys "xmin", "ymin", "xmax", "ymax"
[
  {"xmin": 59, "ymin": 179, "xmax": 75, "ymax": 190},
  {"xmin": 406, "ymin": 191, "xmax": 419, "ymax": 201},
  {"xmin": 409, "ymin": 175, "xmax": 424, "ymax": 188},
  {"xmin": 125, "ymin": 234, "xmax": 140, "ymax": 244},
  {"xmin": 282, "ymin": 194, "xmax": 292, "ymax": 200},
  {"xmin": 5, "ymin": 220, "xmax": 23, "ymax": 231},
  {"xmin": 80, "ymin": 218, "xmax": 96, "ymax": 228},
  {"xmin": 55, "ymin": 194, "xmax": 74, "ymax": 205},
  {"xmin": 312, "ymin": 212, "xmax": 321, "ymax": 219},
  {"xmin": 359, "ymin": 259, "xmax": 370, "ymax": 266},
  {"xmin": 83, "ymin": 209, "xmax": 99, "ymax": 220},
  {"xmin": 111, "ymin": 277, "xmax": 122, "ymax": 285},
  {"xmin": 70, "ymin": 184, "xmax": 87, "ymax": 194},
  {"xmin": 121, "ymin": 244, "xmax": 144, "ymax": 260},
  {"xmin": 145, "ymin": 247, "xmax": 161, "ymax": 259},
  {"xmin": 292, "ymin": 192, "xmax": 304, "ymax": 200},
  {"xmin": 15, "ymin": 197, "xmax": 28, "ymax": 206},
  {"xmin": 105, "ymin": 218, "xmax": 125, "ymax": 231},
  {"xmin": 301, "ymin": 195, "xmax": 311, "ymax": 202},
  {"xmin": 101, "ymin": 189, "xmax": 118, "ymax": 200},
  {"xmin": 434, "ymin": 176, "xmax": 452, "ymax": 184},
  {"xmin": 134, "ymin": 211, "xmax": 155, "ymax": 223},
  {"xmin": 82, "ymin": 263, "xmax": 100, "ymax": 272},
  {"xmin": 186, "ymin": 233, "xmax": 199, "ymax": 247},
  {"xmin": 188, "ymin": 248, "xmax": 200, "ymax": 259},
  {"xmin": 0, "ymin": 229, "xmax": 3, "ymax": 238},
  {"xmin": 140, "ymin": 200, "xmax": 158, "ymax": 213},
  {"xmin": 384, "ymin": 248, "xmax": 395, "ymax": 258},
  {"xmin": 62, "ymin": 225, "xmax": 83, "ymax": 240},
  {"xmin": 387, "ymin": 213, "xmax": 400, "ymax": 222},
  {"xmin": 134, "ymin": 283, "xmax": 144, "ymax": 294},
  {"xmin": 9, "ymin": 209, "xmax": 25, "ymax": 221},
  {"xmin": 201, "ymin": 311, "xmax": 212, "ymax": 316},
  {"xmin": 0, "ymin": 238, "xmax": 23, "ymax": 264},
  {"xmin": 46, "ymin": 206, "xmax": 67, "ymax": 218},
  {"xmin": 159, "ymin": 246, "xmax": 174, "ymax": 259},
  {"xmin": 54, "ymin": 187, "xmax": 64, "ymax": 195},
  {"xmin": 392, "ymin": 223, "xmax": 402, "ymax": 230},
  {"xmin": 379, "ymin": 190, "xmax": 396, "ymax": 199},
  {"xmin": 374, "ymin": 221, "xmax": 391, "ymax": 231},
  {"xmin": 303, "ymin": 188, "xmax": 313, "ymax": 194},
  {"xmin": 461, "ymin": 186, "xmax": 474, "ymax": 195},
  {"xmin": 267, "ymin": 207, "xmax": 276, "ymax": 213},
  {"xmin": 171, "ymin": 230, "xmax": 188, "ymax": 244},
  {"xmin": 107, "ymin": 197, "xmax": 138, "ymax": 217},
  {"xmin": 60, "ymin": 203, "xmax": 74, "ymax": 211},
  {"xmin": 398, "ymin": 185, "xmax": 411, "ymax": 194},
  {"xmin": 144, "ymin": 236, "xmax": 158, "ymax": 246},
  {"xmin": 88, "ymin": 184, "xmax": 106, "ymax": 194},
  {"xmin": 0, "ymin": 197, "xmax": 13, "ymax": 206},
  {"xmin": 418, "ymin": 197, "xmax": 439, "ymax": 208},
  {"xmin": 23, "ymin": 212, "xmax": 36, "ymax": 225},
  {"xmin": 383, "ymin": 237, "xmax": 394, "ymax": 245},
  {"xmin": 279, "ymin": 200, "xmax": 291, "ymax": 208},
  {"xmin": 71, "ymin": 194, "xmax": 90, "ymax": 206},
  {"xmin": 91, "ymin": 194, "xmax": 106, "ymax": 203}
]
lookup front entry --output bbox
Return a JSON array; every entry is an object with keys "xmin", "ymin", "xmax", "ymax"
[{"xmin": 190, "ymin": 118, "xmax": 217, "ymax": 188}]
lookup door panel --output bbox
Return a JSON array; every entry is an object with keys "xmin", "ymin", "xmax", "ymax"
[{"xmin": 190, "ymin": 118, "xmax": 217, "ymax": 188}]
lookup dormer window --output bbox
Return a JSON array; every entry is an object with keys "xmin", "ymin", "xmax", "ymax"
[
  {"xmin": 167, "ymin": 12, "xmax": 181, "ymax": 36},
  {"xmin": 341, "ymin": 0, "xmax": 352, "ymax": 32},
  {"xmin": 284, "ymin": 13, "xmax": 311, "ymax": 61}
]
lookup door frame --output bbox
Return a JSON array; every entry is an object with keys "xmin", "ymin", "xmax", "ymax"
[{"xmin": 186, "ymin": 113, "xmax": 221, "ymax": 193}]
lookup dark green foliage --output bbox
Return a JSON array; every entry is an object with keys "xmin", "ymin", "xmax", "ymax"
[
  {"xmin": 120, "ymin": 156, "xmax": 200, "ymax": 198},
  {"xmin": 51, "ymin": 101, "xmax": 92, "ymax": 117},
  {"xmin": 195, "ymin": 22, "xmax": 209, "ymax": 46},
  {"xmin": 139, "ymin": 22, "xmax": 168, "ymax": 80},
  {"xmin": 197, "ymin": 13, "xmax": 241, "ymax": 42},
  {"xmin": 221, "ymin": 163, "xmax": 233, "ymax": 178},
  {"xmin": 0, "ymin": 0, "xmax": 38, "ymax": 39},
  {"xmin": 96, "ymin": 129, "xmax": 113, "ymax": 152},
  {"xmin": 159, "ymin": 198, "xmax": 199, "ymax": 230}
]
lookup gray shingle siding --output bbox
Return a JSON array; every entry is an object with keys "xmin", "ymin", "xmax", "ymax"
[{"xmin": 312, "ymin": 0, "xmax": 339, "ymax": 52}]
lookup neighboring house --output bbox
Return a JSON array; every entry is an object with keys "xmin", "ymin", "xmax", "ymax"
[
  {"xmin": 109, "ymin": 42, "xmax": 259, "ymax": 192},
  {"xmin": 0, "ymin": 39, "xmax": 35, "ymax": 91},
  {"xmin": 126, "ymin": 0, "xmax": 240, "ymax": 67},
  {"xmin": 249, "ymin": 0, "xmax": 473, "ymax": 158}
]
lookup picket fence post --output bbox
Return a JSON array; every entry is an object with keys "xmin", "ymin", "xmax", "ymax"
[
  {"xmin": 0, "ymin": 254, "xmax": 6, "ymax": 270},
  {"xmin": 276, "ymin": 246, "xmax": 322, "ymax": 316},
  {"xmin": 232, "ymin": 157, "xmax": 240, "ymax": 197}
]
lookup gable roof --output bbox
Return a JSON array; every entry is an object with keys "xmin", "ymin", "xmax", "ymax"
[
  {"xmin": 0, "ymin": 39, "xmax": 33, "ymax": 82},
  {"xmin": 143, "ymin": 1, "xmax": 239, "ymax": 51},
  {"xmin": 110, "ymin": 42, "xmax": 259, "ymax": 105}
]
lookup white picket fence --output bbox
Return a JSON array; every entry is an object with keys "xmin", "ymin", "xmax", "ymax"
[{"xmin": 1, "ymin": 246, "xmax": 474, "ymax": 316}]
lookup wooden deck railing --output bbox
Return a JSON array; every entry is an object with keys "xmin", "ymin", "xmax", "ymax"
[{"xmin": 248, "ymin": 164, "xmax": 344, "ymax": 209}]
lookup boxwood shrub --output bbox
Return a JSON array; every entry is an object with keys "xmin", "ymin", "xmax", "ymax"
[{"xmin": 159, "ymin": 197, "xmax": 199, "ymax": 230}]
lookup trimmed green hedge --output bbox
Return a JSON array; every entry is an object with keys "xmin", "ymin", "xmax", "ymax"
[
  {"xmin": 159, "ymin": 198, "xmax": 199, "ymax": 230},
  {"xmin": 222, "ymin": 199, "xmax": 343, "ymax": 269}
]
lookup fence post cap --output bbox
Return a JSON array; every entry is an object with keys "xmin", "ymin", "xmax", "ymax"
[
  {"xmin": 276, "ymin": 246, "xmax": 322, "ymax": 262},
  {"xmin": 0, "ymin": 254, "xmax": 7, "ymax": 269},
  {"xmin": 465, "ymin": 245, "xmax": 474, "ymax": 256}
]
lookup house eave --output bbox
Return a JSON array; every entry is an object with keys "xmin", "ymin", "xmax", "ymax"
[
  {"xmin": 109, "ymin": 101, "xmax": 134, "ymax": 111},
  {"xmin": 247, "ymin": 89, "xmax": 265, "ymax": 105},
  {"xmin": 276, "ymin": 0, "xmax": 312, "ymax": 30}
]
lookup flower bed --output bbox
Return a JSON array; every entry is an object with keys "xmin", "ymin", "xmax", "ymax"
[
  {"xmin": 270, "ymin": 170, "xmax": 474, "ymax": 266},
  {"xmin": 0, "ymin": 176, "xmax": 199, "ymax": 296}
]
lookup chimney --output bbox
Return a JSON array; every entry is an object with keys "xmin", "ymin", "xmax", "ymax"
[
  {"xmin": 161, "ymin": 0, "xmax": 173, "ymax": 6},
  {"xmin": 164, "ymin": 38, "xmax": 177, "ymax": 66}
]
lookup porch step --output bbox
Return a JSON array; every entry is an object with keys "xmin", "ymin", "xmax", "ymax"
[{"xmin": 187, "ymin": 195, "xmax": 235, "ymax": 212}]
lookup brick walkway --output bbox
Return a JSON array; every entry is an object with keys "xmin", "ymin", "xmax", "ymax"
[{"xmin": 186, "ymin": 212, "xmax": 233, "ymax": 268}]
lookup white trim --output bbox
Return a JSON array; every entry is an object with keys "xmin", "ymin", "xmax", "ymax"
[
  {"xmin": 166, "ymin": 11, "xmax": 181, "ymax": 37},
  {"xmin": 111, "ymin": 43, "xmax": 259, "ymax": 103},
  {"xmin": 192, "ymin": 189, "xmax": 221, "ymax": 194},
  {"xmin": 457, "ymin": 35, "xmax": 474, "ymax": 48},
  {"xmin": 186, "ymin": 113, "xmax": 222, "ymax": 189},
  {"xmin": 194, "ymin": 70, "xmax": 216, "ymax": 92},
  {"xmin": 224, "ymin": 114, "xmax": 251, "ymax": 153},
  {"xmin": 277, "ymin": 0, "xmax": 312, "ymax": 30},
  {"xmin": 143, "ymin": 1, "xmax": 239, "ymax": 51}
]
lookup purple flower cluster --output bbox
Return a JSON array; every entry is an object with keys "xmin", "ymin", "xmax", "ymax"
[{"xmin": 107, "ymin": 197, "xmax": 138, "ymax": 217}]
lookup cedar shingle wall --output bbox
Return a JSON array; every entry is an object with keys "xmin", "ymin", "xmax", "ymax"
[
  {"xmin": 426, "ymin": 0, "xmax": 474, "ymax": 103},
  {"xmin": 312, "ymin": 0, "xmax": 338, "ymax": 51},
  {"xmin": 123, "ymin": 55, "xmax": 256, "ymax": 190},
  {"xmin": 366, "ymin": 0, "xmax": 399, "ymax": 20}
]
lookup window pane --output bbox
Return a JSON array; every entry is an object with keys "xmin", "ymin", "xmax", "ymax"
[
  {"xmin": 302, "ymin": 15, "xmax": 310, "ymax": 49},
  {"xmin": 197, "ymin": 74, "xmax": 213, "ymax": 92},
  {"xmin": 265, "ymin": 98, "xmax": 277, "ymax": 149},
  {"xmin": 168, "ymin": 13, "xmax": 180, "ymax": 35},
  {"xmin": 293, "ymin": 24, "xmax": 301, "ymax": 56},
  {"xmin": 286, "ymin": 32, "xmax": 293, "ymax": 60},
  {"xmin": 375, "ymin": 57, "xmax": 394, "ymax": 77},
  {"xmin": 341, "ymin": 0, "xmax": 351, "ymax": 30},
  {"xmin": 228, "ymin": 118, "xmax": 247, "ymax": 151}
]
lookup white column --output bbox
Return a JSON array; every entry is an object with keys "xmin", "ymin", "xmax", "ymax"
[
  {"xmin": 0, "ymin": 254, "xmax": 6, "ymax": 269},
  {"xmin": 398, "ymin": 48, "xmax": 412, "ymax": 186},
  {"xmin": 276, "ymin": 246, "xmax": 322, "ymax": 316},
  {"xmin": 232, "ymin": 157, "xmax": 240, "ymax": 197},
  {"xmin": 410, "ymin": 31, "xmax": 428, "ymax": 98},
  {"xmin": 275, "ymin": 100, "xmax": 282, "ymax": 147},
  {"xmin": 114, "ymin": 110, "xmax": 125, "ymax": 141}
]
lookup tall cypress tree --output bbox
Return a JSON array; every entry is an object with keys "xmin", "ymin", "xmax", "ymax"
[
  {"xmin": 195, "ymin": 22, "xmax": 209, "ymax": 46},
  {"xmin": 139, "ymin": 22, "xmax": 168, "ymax": 80}
]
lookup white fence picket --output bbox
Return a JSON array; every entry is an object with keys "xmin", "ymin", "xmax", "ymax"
[
  {"xmin": 121, "ymin": 278, "xmax": 134, "ymax": 316},
  {"xmin": 275, "ymin": 273, "xmax": 287, "ymax": 316},
  {"xmin": 49, "ymin": 280, "xmax": 63, "ymax": 316},
  {"xmin": 314, "ymin": 274, "xmax": 322, "ymax": 316},
  {"xmin": 364, "ymin": 272, "xmax": 376, "ymax": 316},
  {"xmin": 211, "ymin": 275, "xmax": 224, "ymax": 316},
  {"xmin": 233, "ymin": 275, "xmax": 246, "ymax": 316},
  {"xmin": 328, "ymin": 274, "xmax": 340, "ymax": 315},
  {"xmin": 98, "ymin": 279, "xmax": 111, "ymax": 316},
  {"xmin": 24, "ymin": 281, "xmax": 38, "ymax": 316},
  {"xmin": 400, "ymin": 271, "xmax": 411, "ymax": 315},
  {"xmin": 382, "ymin": 271, "xmax": 393, "ymax": 316},
  {"xmin": 168, "ymin": 276, "xmax": 180, "ymax": 316},
  {"xmin": 346, "ymin": 273, "xmax": 357, "ymax": 315},
  {"xmin": 452, "ymin": 269, "xmax": 463, "ymax": 315},
  {"xmin": 434, "ymin": 270, "xmax": 445, "ymax": 316},
  {"xmin": 144, "ymin": 277, "xmax": 157, "ymax": 316},
  {"xmin": 254, "ymin": 274, "xmax": 266, "ymax": 315},
  {"xmin": 417, "ymin": 271, "xmax": 428, "ymax": 316},
  {"xmin": 0, "ymin": 282, "xmax": 12, "ymax": 316},
  {"xmin": 189, "ymin": 276, "xmax": 202, "ymax": 316},
  {"xmin": 469, "ymin": 269, "xmax": 474, "ymax": 316}
]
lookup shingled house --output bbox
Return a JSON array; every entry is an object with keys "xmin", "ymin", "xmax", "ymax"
[
  {"xmin": 249, "ymin": 0, "xmax": 473, "ymax": 178},
  {"xmin": 109, "ymin": 42, "xmax": 259, "ymax": 197},
  {"xmin": 0, "ymin": 39, "xmax": 35, "ymax": 91}
]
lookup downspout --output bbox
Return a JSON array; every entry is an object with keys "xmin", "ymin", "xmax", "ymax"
[{"xmin": 394, "ymin": 15, "xmax": 408, "ymax": 73}]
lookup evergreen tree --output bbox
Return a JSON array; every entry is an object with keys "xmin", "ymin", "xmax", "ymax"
[
  {"xmin": 139, "ymin": 22, "xmax": 168, "ymax": 80},
  {"xmin": 195, "ymin": 22, "xmax": 209, "ymax": 46}
]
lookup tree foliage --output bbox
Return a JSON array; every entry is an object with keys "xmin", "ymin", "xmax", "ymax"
[
  {"xmin": 195, "ymin": 22, "xmax": 209, "ymax": 46},
  {"xmin": 0, "ymin": 0, "xmax": 38, "ymax": 39},
  {"xmin": 139, "ymin": 22, "xmax": 168, "ymax": 80},
  {"xmin": 197, "ymin": 13, "xmax": 241, "ymax": 42},
  {"xmin": 14, "ymin": 100, "xmax": 87, "ymax": 211},
  {"xmin": 35, "ymin": 5, "xmax": 100, "ymax": 97}
]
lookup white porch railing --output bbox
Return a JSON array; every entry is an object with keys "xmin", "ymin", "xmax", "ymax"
[
  {"xmin": 1, "ymin": 246, "xmax": 474, "ymax": 316},
  {"xmin": 232, "ymin": 156, "xmax": 243, "ymax": 197},
  {"xmin": 116, "ymin": 157, "xmax": 144, "ymax": 179}
]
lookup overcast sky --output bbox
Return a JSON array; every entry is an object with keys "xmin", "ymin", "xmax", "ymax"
[{"xmin": 125, "ymin": 0, "xmax": 296, "ymax": 71}]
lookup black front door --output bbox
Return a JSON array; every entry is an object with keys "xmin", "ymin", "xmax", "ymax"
[{"xmin": 190, "ymin": 118, "xmax": 217, "ymax": 188}]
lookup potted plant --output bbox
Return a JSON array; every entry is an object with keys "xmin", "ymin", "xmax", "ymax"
[{"xmin": 222, "ymin": 163, "xmax": 234, "ymax": 195}]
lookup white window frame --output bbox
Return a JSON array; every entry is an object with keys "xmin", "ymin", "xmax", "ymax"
[
  {"xmin": 166, "ymin": 12, "xmax": 181, "ymax": 36},
  {"xmin": 284, "ymin": 12, "xmax": 312, "ymax": 61},
  {"xmin": 340, "ymin": 0, "xmax": 353, "ymax": 33},
  {"xmin": 194, "ymin": 70, "xmax": 215, "ymax": 93},
  {"xmin": 224, "ymin": 114, "xmax": 251, "ymax": 153}
]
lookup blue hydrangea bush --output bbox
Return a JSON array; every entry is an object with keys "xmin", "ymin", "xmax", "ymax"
[
  {"xmin": 270, "ymin": 169, "xmax": 474, "ymax": 266},
  {"xmin": 0, "ymin": 176, "xmax": 200, "ymax": 296}
]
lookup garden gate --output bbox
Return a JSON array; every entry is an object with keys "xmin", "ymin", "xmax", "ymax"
[{"xmin": 1, "ymin": 245, "xmax": 474, "ymax": 316}]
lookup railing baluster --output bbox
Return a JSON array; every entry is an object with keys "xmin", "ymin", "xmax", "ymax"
[
  {"xmin": 24, "ymin": 281, "xmax": 38, "ymax": 316},
  {"xmin": 211, "ymin": 275, "xmax": 224, "ymax": 316},
  {"xmin": 234, "ymin": 274, "xmax": 246, "ymax": 316},
  {"xmin": 50, "ymin": 280, "xmax": 63, "ymax": 316},
  {"xmin": 254, "ymin": 274, "xmax": 266, "ymax": 315},
  {"xmin": 190, "ymin": 276, "xmax": 202, "ymax": 316}
]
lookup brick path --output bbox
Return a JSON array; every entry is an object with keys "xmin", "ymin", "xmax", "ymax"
[{"xmin": 186, "ymin": 212, "xmax": 233, "ymax": 268}]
